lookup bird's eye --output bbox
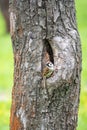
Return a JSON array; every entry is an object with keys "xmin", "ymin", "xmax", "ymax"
[
  {"xmin": 49, "ymin": 63, "xmax": 52, "ymax": 66},
  {"xmin": 46, "ymin": 62, "xmax": 53, "ymax": 67}
]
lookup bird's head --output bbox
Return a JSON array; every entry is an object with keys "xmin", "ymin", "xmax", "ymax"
[{"xmin": 46, "ymin": 61, "xmax": 54, "ymax": 70}]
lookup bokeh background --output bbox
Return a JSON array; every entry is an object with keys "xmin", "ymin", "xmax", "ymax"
[{"xmin": 0, "ymin": 0, "xmax": 87, "ymax": 130}]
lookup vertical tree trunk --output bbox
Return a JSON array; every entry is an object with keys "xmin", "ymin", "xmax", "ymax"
[{"xmin": 10, "ymin": 0, "xmax": 81, "ymax": 130}]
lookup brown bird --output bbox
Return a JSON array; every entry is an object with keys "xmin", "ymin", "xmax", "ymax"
[
  {"xmin": 42, "ymin": 61, "xmax": 54, "ymax": 78},
  {"xmin": 42, "ymin": 61, "xmax": 54, "ymax": 90}
]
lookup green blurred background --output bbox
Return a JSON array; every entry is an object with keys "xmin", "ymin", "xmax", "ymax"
[{"xmin": 0, "ymin": 1, "xmax": 87, "ymax": 130}]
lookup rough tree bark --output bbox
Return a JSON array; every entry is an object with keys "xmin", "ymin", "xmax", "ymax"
[{"xmin": 10, "ymin": 0, "xmax": 81, "ymax": 130}]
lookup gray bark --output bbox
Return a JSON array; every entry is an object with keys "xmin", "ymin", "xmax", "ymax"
[{"xmin": 9, "ymin": 0, "xmax": 81, "ymax": 130}]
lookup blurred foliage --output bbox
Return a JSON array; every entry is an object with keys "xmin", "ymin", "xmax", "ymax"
[
  {"xmin": 0, "ymin": 0, "xmax": 87, "ymax": 129},
  {"xmin": 0, "ymin": 11, "xmax": 13, "ymax": 130},
  {"xmin": 76, "ymin": 0, "xmax": 87, "ymax": 91},
  {"xmin": 0, "ymin": 101, "xmax": 11, "ymax": 130},
  {"xmin": 0, "ymin": 12, "xmax": 13, "ymax": 92},
  {"xmin": 0, "ymin": 35, "xmax": 13, "ymax": 92}
]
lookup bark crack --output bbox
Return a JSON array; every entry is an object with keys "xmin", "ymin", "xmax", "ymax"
[
  {"xmin": 42, "ymin": 39, "xmax": 54, "ymax": 70},
  {"xmin": 44, "ymin": 0, "xmax": 48, "ymax": 37}
]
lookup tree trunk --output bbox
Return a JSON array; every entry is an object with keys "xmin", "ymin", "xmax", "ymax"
[{"xmin": 10, "ymin": 0, "xmax": 81, "ymax": 130}]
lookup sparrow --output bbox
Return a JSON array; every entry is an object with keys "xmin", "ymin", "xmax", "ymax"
[
  {"xmin": 42, "ymin": 61, "xmax": 54, "ymax": 79},
  {"xmin": 42, "ymin": 61, "xmax": 54, "ymax": 96}
]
